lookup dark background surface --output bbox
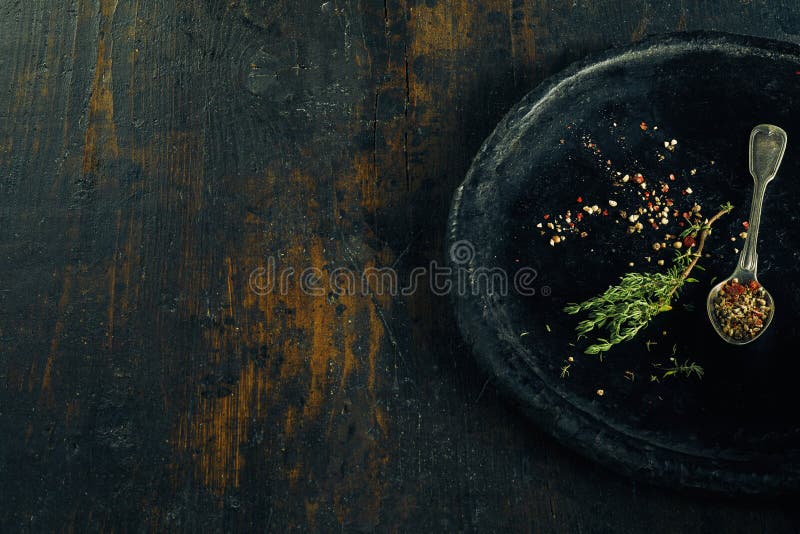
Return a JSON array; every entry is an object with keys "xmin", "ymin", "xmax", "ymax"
[{"xmin": 2, "ymin": 0, "xmax": 800, "ymax": 532}]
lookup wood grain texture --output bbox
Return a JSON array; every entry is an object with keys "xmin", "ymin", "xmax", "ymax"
[{"xmin": 2, "ymin": 0, "xmax": 800, "ymax": 531}]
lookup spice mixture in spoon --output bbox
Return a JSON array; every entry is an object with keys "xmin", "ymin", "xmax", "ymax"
[{"xmin": 711, "ymin": 278, "xmax": 772, "ymax": 341}]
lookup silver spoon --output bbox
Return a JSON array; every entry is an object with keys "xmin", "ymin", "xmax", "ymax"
[{"xmin": 706, "ymin": 124, "xmax": 787, "ymax": 345}]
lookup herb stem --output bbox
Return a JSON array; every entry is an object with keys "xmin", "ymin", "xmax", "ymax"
[{"xmin": 665, "ymin": 204, "xmax": 733, "ymax": 301}]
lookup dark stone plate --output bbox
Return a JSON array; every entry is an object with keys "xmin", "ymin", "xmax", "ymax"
[{"xmin": 448, "ymin": 31, "xmax": 800, "ymax": 495}]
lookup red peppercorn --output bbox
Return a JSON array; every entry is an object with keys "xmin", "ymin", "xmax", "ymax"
[
  {"xmin": 602, "ymin": 209, "xmax": 608, "ymax": 216},
  {"xmin": 683, "ymin": 236, "xmax": 696, "ymax": 248},
  {"xmin": 543, "ymin": 214, "xmax": 550, "ymax": 220},
  {"xmin": 576, "ymin": 196, "xmax": 583, "ymax": 203},
  {"xmin": 743, "ymin": 221, "xmax": 749, "ymax": 229}
]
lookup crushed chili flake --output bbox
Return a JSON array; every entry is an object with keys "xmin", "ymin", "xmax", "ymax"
[
  {"xmin": 640, "ymin": 121, "xmax": 648, "ymax": 130},
  {"xmin": 577, "ymin": 196, "xmax": 583, "ymax": 203},
  {"xmin": 743, "ymin": 221, "xmax": 749, "ymax": 229}
]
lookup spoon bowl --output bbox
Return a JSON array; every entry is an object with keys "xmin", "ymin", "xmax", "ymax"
[{"xmin": 706, "ymin": 276, "xmax": 775, "ymax": 345}]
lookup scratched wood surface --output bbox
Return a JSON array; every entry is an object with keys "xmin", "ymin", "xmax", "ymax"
[{"xmin": 2, "ymin": 0, "xmax": 800, "ymax": 531}]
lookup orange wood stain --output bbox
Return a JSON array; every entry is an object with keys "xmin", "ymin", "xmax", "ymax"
[{"xmin": 82, "ymin": 0, "xmax": 120, "ymax": 175}]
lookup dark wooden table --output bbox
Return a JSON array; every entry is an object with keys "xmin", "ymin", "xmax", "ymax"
[{"xmin": 3, "ymin": 0, "xmax": 800, "ymax": 531}]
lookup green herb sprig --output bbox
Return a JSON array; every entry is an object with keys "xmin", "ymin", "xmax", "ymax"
[
  {"xmin": 659, "ymin": 357, "xmax": 705, "ymax": 380},
  {"xmin": 650, "ymin": 346, "xmax": 705, "ymax": 381},
  {"xmin": 564, "ymin": 202, "xmax": 733, "ymax": 355}
]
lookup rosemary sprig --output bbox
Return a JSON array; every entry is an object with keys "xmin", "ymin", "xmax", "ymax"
[
  {"xmin": 564, "ymin": 202, "xmax": 733, "ymax": 355},
  {"xmin": 651, "ymin": 346, "xmax": 705, "ymax": 381},
  {"xmin": 659, "ymin": 357, "xmax": 705, "ymax": 380}
]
